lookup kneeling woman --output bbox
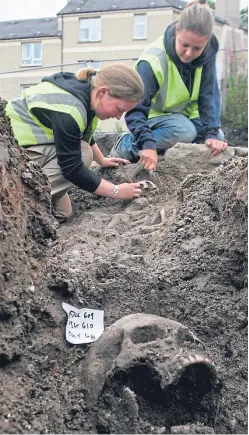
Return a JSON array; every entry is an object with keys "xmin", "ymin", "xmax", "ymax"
[{"xmin": 6, "ymin": 63, "xmax": 144, "ymax": 222}]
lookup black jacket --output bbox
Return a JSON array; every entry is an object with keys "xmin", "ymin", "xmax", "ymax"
[
  {"xmin": 30, "ymin": 72, "xmax": 101, "ymax": 193},
  {"xmin": 125, "ymin": 22, "xmax": 221, "ymax": 151}
]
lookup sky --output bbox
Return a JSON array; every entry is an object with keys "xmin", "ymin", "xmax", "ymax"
[
  {"xmin": 0, "ymin": 0, "xmax": 67, "ymax": 21},
  {"xmin": 0, "ymin": 0, "xmax": 247, "ymax": 21}
]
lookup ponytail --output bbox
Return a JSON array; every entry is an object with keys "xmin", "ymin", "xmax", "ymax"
[
  {"xmin": 76, "ymin": 63, "xmax": 144, "ymax": 103},
  {"xmin": 76, "ymin": 67, "xmax": 97, "ymax": 81}
]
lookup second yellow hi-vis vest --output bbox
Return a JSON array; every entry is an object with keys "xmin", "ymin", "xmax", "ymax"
[
  {"xmin": 5, "ymin": 81, "xmax": 98, "ymax": 147},
  {"xmin": 137, "ymin": 35, "xmax": 203, "ymax": 119}
]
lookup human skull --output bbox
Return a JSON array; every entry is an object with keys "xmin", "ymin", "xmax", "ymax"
[{"xmin": 82, "ymin": 313, "xmax": 219, "ymax": 432}]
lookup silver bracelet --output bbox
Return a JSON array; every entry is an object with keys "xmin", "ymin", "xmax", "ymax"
[{"xmin": 113, "ymin": 185, "xmax": 119, "ymax": 197}]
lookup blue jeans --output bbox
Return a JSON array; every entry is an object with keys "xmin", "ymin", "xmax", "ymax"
[{"xmin": 111, "ymin": 114, "xmax": 225, "ymax": 162}]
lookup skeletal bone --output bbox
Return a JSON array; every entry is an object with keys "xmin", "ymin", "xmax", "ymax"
[
  {"xmin": 139, "ymin": 180, "xmax": 158, "ymax": 190},
  {"xmin": 82, "ymin": 313, "xmax": 218, "ymax": 412}
]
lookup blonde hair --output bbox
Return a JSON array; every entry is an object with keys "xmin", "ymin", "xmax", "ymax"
[
  {"xmin": 76, "ymin": 63, "xmax": 144, "ymax": 103},
  {"xmin": 178, "ymin": 0, "xmax": 214, "ymax": 39}
]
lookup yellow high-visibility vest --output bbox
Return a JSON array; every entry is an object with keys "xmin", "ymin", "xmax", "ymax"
[
  {"xmin": 5, "ymin": 81, "xmax": 98, "ymax": 146},
  {"xmin": 137, "ymin": 35, "xmax": 203, "ymax": 119}
]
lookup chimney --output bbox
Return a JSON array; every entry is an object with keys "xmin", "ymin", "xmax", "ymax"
[{"xmin": 215, "ymin": 0, "xmax": 241, "ymax": 28}]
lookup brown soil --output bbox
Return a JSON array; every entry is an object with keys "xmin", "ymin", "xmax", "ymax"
[{"xmin": 0, "ymin": 98, "xmax": 248, "ymax": 434}]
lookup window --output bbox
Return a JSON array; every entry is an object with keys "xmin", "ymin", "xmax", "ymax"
[
  {"xmin": 79, "ymin": 18, "xmax": 101, "ymax": 42},
  {"xmin": 22, "ymin": 42, "xmax": 42, "ymax": 66},
  {"xmin": 134, "ymin": 14, "xmax": 147, "ymax": 40},
  {"xmin": 78, "ymin": 60, "xmax": 100, "ymax": 71}
]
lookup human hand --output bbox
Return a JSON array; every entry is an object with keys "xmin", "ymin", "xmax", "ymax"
[
  {"xmin": 115, "ymin": 183, "xmax": 142, "ymax": 199},
  {"xmin": 139, "ymin": 149, "xmax": 158, "ymax": 170},
  {"xmin": 205, "ymin": 138, "xmax": 227, "ymax": 157},
  {"xmin": 101, "ymin": 157, "xmax": 130, "ymax": 168}
]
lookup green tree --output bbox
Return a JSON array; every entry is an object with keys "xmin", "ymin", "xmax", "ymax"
[
  {"xmin": 208, "ymin": 0, "xmax": 215, "ymax": 9},
  {"xmin": 208, "ymin": 1, "xmax": 248, "ymax": 24},
  {"xmin": 222, "ymin": 61, "xmax": 248, "ymax": 130},
  {"xmin": 241, "ymin": 7, "xmax": 248, "ymax": 24}
]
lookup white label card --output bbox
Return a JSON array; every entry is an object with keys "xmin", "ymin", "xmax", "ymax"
[{"xmin": 62, "ymin": 302, "xmax": 104, "ymax": 344}]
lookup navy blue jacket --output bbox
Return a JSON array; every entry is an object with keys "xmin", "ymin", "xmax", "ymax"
[{"xmin": 125, "ymin": 22, "xmax": 221, "ymax": 151}]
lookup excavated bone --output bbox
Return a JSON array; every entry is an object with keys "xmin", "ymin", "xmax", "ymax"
[
  {"xmin": 139, "ymin": 180, "xmax": 158, "ymax": 190},
  {"xmin": 82, "ymin": 313, "xmax": 218, "ymax": 411}
]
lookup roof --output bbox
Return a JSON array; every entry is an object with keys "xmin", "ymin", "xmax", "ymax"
[
  {"xmin": 57, "ymin": 0, "xmax": 187, "ymax": 15},
  {"xmin": 58, "ymin": 0, "xmax": 248, "ymax": 30},
  {"xmin": 0, "ymin": 17, "xmax": 61, "ymax": 41},
  {"xmin": 0, "ymin": 2, "xmax": 246, "ymax": 41}
]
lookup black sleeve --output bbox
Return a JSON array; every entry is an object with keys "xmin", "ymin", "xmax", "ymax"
[
  {"xmin": 90, "ymin": 136, "xmax": 96, "ymax": 146},
  {"xmin": 50, "ymin": 111, "xmax": 101, "ymax": 193},
  {"xmin": 125, "ymin": 61, "xmax": 159, "ymax": 151},
  {"xmin": 198, "ymin": 57, "xmax": 220, "ymax": 139}
]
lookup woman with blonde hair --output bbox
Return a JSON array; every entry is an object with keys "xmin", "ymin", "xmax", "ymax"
[
  {"xmin": 6, "ymin": 63, "xmax": 144, "ymax": 222},
  {"xmin": 111, "ymin": 0, "xmax": 227, "ymax": 170}
]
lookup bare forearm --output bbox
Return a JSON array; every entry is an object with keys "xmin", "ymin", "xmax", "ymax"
[
  {"xmin": 92, "ymin": 143, "xmax": 105, "ymax": 165},
  {"xmin": 94, "ymin": 179, "xmax": 142, "ymax": 200},
  {"xmin": 94, "ymin": 179, "xmax": 115, "ymax": 198}
]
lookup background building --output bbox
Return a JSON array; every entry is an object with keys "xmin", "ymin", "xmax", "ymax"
[
  {"xmin": 0, "ymin": 17, "xmax": 62, "ymax": 99},
  {"xmin": 0, "ymin": 0, "xmax": 247, "ymax": 131}
]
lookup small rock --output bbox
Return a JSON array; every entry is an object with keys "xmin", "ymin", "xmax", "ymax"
[
  {"xmin": 21, "ymin": 171, "xmax": 33, "ymax": 180},
  {"xmin": 233, "ymin": 147, "xmax": 248, "ymax": 157}
]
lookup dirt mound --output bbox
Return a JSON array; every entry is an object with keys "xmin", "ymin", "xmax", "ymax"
[
  {"xmin": 0, "ymin": 99, "xmax": 56, "ymax": 365},
  {"xmin": 0, "ymin": 100, "xmax": 248, "ymax": 434}
]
